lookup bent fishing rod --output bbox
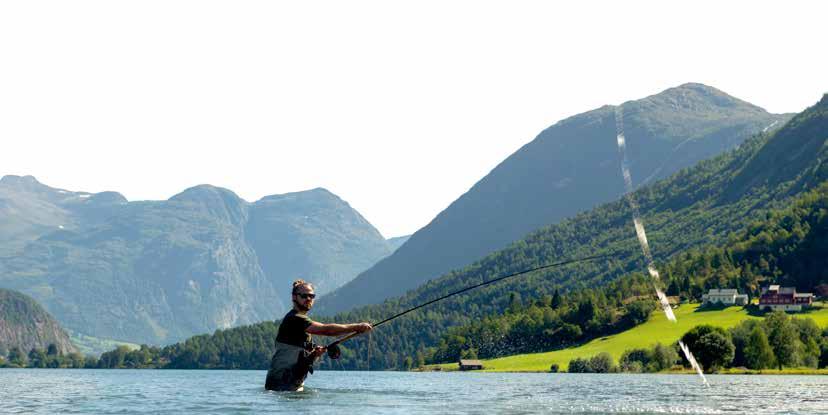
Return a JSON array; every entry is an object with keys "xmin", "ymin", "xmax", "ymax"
[{"xmin": 324, "ymin": 252, "xmax": 615, "ymax": 359}]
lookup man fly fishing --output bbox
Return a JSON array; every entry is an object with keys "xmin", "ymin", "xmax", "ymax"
[
  {"xmin": 265, "ymin": 255, "xmax": 610, "ymax": 392},
  {"xmin": 264, "ymin": 279, "xmax": 372, "ymax": 392}
]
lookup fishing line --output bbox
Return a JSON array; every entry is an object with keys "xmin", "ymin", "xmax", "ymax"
[
  {"xmin": 614, "ymin": 105, "xmax": 709, "ymax": 386},
  {"xmin": 325, "ymin": 252, "xmax": 616, "ymax": 354}
]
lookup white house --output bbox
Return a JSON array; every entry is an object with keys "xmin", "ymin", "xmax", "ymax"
[{"xmin": 702, "ymin": 289, "xmax": 749, "ymax": 306}]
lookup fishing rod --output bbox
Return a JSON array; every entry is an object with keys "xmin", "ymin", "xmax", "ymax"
[{"xmin": 324, "ymin": 252, "xmax": 616, "ymax": 359}]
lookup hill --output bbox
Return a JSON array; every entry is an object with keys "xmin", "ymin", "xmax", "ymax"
[
  {"xmin": 437, "ymin": 303, "xmax": 828, "ymax": 372},
  {"xmin": 314, "ymin": 92, "xmax": 826, "ymax": 369},
  {"xmin": 0, "ymin": 180, "xmax": 394, "ymax": 345},
  {"xmin": 102, "ymin": 93, "xmax": 827, "ymax": 371},
  {"xmin": 320, "ymin": 83, "xmax": 790, "ymax": 314},
  {"xmin": 0, "ymin": 288, "xmax": 77, "ymax": 357},
  {"xmin": 387, "ymin": 235, "xmax": 410, "ymax": 253}
]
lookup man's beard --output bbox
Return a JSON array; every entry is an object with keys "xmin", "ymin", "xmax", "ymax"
[{"xmin": 294, "ymin": 299, "xmax": 311, "ymax": 312}]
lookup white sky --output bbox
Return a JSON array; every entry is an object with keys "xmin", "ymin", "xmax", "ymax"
[{"xmin": 2, "ymin": 1, "xmax": 826, "ymax": 237}]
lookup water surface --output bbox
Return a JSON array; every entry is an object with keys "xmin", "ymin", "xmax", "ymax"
[{"xmin": 1, "ymin": 369, "xmax": 826, "ymax": 414}]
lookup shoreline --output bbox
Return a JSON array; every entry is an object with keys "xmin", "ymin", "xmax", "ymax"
[{"xmin": 418, "ymin": 366, "xmax": 828, "ymax": 375}]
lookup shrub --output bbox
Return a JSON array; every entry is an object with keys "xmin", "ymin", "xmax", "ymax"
[
  {"xmin": 567, "ymin": 357, "xmax": 591, "ymax": 373},
  {"xmin": 681, "ymin": 325, "xmax": 734, "ymax": 372},
  {"xmin": 588, "ymin": 352, "xmax": 615, "ymax": 373},
  {"xmin": 650, "ymin": 343, "xmax": 679, "ymax": 372},
  {"xmin": 620, "ymin": 348, "xmax": 651, "ymax": 372}
]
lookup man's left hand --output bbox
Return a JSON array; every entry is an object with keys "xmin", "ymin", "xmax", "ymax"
[{"xmin": 312, "ymin": 345, "xmax": 327, "ymax": 358}]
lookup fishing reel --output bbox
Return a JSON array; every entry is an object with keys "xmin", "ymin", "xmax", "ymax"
[{"xmin": 327, "ymin": 343, "xmax": 342, "ymax": 359}]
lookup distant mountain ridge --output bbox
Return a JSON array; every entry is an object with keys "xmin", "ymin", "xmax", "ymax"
[
  {"xmin": 127, "ymin": 92, "xmax": 828, "ymax": 371},
  {"xmin": 0, "ymin": 288, "xmax": 77, "ymax": 357},
  {"xmin": 319, "ymin": 83, "xmax": 791, "ymax": 315},
  {"xmin": 311, "ymin": 91, "xmax": 827, "ymax": 369},
  {"xmin": 0, "ymin": 175, "xmax": 126, "ymax": 256},
  {"xmin": 386, "ymin": 235, "xmax": 410, "ymax": 252},
  {"xmin": 0, "ymin": 179, "xmax": 394, "ymax": 345}
]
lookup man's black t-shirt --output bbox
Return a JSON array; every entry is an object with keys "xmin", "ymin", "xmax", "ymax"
[{"xmin": 276, "ymin": 309, "xmax": 313, "ymax": 347}]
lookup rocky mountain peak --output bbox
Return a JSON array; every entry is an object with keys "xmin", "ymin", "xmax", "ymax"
[
  {"xmin": 169, "ymin": 184, "xmax": 247, "ymax": 224},
  {"xmin": 86, "ymin": 191, "xmax": 128, "ymax": 205},
  {"xmin": 255, "ymin": 187, "xmax": 348, "ymax": 214},
  {"xmin": 0, "ymin": 175, "xmax": 50, "ymax": 192},
  {"xmin": 815, "ymin": 93, "xmax": 828, "ymax": 109},
  {"xmin": 632, "ymin": 82, "xmax": 766, "ymax": 114},
  {"xmin": 170, "ymin": 184, "xmax": 242, "ymax": 203},
  {"xmin": 0, "ymin": 289, "xmax": 77, "ymax": 357}
]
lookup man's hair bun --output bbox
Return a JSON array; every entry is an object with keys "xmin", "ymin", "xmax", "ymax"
[{"xmin": 292, "ymin": 279, "xmax": 312, "ymax": 293}]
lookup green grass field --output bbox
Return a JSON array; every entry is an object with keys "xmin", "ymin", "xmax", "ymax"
[
  {"xmin": 68, "ymin": 329, "xmax": 140, "ymax": 356},
  {"xmin": 436, "ymin": 303, "xmax": 828, "ymax": 372}
]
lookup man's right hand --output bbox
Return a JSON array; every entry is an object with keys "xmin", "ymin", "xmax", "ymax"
[{"xmin": 352, "ymin": 322, "xmax": 373, "ymax": 333}]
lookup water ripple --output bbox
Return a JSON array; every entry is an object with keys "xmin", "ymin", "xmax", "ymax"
[{"xmin": 1, "ymin": 370, "xmax": 827, "ymax": 414}]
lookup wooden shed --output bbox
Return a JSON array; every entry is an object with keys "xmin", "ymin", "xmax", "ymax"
[{"xmin": 459, "ymin": 359, "xmax": 483, "ymax": 371}]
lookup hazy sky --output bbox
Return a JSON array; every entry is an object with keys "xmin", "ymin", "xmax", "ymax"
[{"xmin": 2, "ymin": 1, "xmax": 826, "ymax": 237}]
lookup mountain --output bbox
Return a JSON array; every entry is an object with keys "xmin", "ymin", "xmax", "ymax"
[
  {"xmin": 245, "ymin": 188, "xmax": 392, "ymax": 295},
  {"xmin": 121, "ymin": 92, "xmax": 828, "ymax": 372},
  {"xmin": 319, "ymin": 83, "xmax": 791, "ymax": 314},
  {"xmin": 0, "ymin": 288, "xmax": 77, "ymax": 357},
  {"xmin": 387, "ymin": 235, "xmax": 411, "ymax": 252},
  {"xmin": 330, "ymin": 92, "xmax": 827, "ymax": 370},
  {"xmin": 0, "ymin": 175, "xmax": 126, "ymax": 256},
  {"xmin": 0, "ymin": 181, "xmax": 394, "ymax": 345}
]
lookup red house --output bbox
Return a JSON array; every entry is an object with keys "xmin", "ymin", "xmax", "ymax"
[{"xmin": 759, "ymin": 285, "xmax": 814, "ymax": 311}]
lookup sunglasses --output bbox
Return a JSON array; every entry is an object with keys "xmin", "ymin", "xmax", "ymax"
[{"xmin": 294, "ymin": 293, "xmax": 316, "ymax": 300}]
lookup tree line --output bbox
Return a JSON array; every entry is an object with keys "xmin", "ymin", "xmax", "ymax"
[
  {"xmin": 11, "ymin": 126, "xmax": 826, "ymax": 370},
  {"xmin": 22, "ymin": 181, "xmax": 826, "ymax": 370},
  {"xmin": 569, "ymin": 312, "xmax": 828, "ymax": 373}
]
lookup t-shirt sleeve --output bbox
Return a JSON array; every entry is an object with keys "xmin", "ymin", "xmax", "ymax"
[{"xmin": 295, "ymin": 314, "xmax": 313, "ymax": 330}]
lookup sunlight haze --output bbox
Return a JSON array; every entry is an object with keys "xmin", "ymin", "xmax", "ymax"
[{"xmin": 2, "ymin": 0, "xmax": 826, "ymax": 237}]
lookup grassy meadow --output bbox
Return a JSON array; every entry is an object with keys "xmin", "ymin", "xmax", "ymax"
[{"xmin": 435, "ymin": 303, "xmax": 828, "ymax": 372}]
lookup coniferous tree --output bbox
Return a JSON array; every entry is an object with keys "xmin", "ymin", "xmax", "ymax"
[
  {"xmin": 551, "ymin": 289, "xmax": 562, "ymax": 310},
  {"xmin": 28, "ymin": 348, "xmax": 46, "ymax": 368},
  {"xmin": 8, "ymin": 347, "xmax": 26, "ymax": 367},
  {"xmin": 666, "ymin": 279, "xmax": 680, "ymax": 296},
  {"xmin": 681, "ymin": 275, "xmax": 691, "ymax": 296}
]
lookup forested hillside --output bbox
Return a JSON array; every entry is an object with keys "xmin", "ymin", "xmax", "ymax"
[
  {"xmin": 0, "ymin": 289, "xmax": 77, "ymax": 359},
  {"xmin": 315, "ymin": 93, "xmax": 825, "ymax": 369},
  {"xmin": 427, "ymin": 181, "xmax": 828, "ymax": 364},
  {"xmin": 93, "ymin": 94, "xmax": 826, "ymax": 370},
  {"xmin": 320, "ymin": 83, "xmax": 789, "ymax": 315}
]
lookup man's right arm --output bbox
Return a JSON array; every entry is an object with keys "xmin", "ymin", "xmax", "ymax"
[{"xmin": 306, "ymin": 321, "xmax": 372, "ymax": 336}]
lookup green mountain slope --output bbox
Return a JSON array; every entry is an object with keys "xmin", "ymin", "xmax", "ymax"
[
  {"xmin": 102, "ymin": 179, "xmax": 827, "ymax": 371},
  {"xmin": 0, "ymin": 288, "xmax": 77, "ymax": 357},
  {"xmin": 424, "ymin": 179, "xmax": 828, "ymax": 364},
  {"xmin": 320, "ymin": 83, "xmax": 790, "ymax": 315},
  {"xmin": 440, "ymin": 303, "xmax": 828, "ymax": 372},
  {"xmin": 0, "ymin": 181, "xmax": 394, "ymax": 345},
  {"xmin": 121, "ymin": 93, "xmax": 826, "ymax": 371},
  {"xmin": 315, "ymin": 93, "xmax": 826, "ymax": 369}
]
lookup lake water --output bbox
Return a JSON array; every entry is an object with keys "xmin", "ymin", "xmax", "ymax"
[{"xmin": 1, "ymin": 369, "xmax": 826, "ymax": 414}]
